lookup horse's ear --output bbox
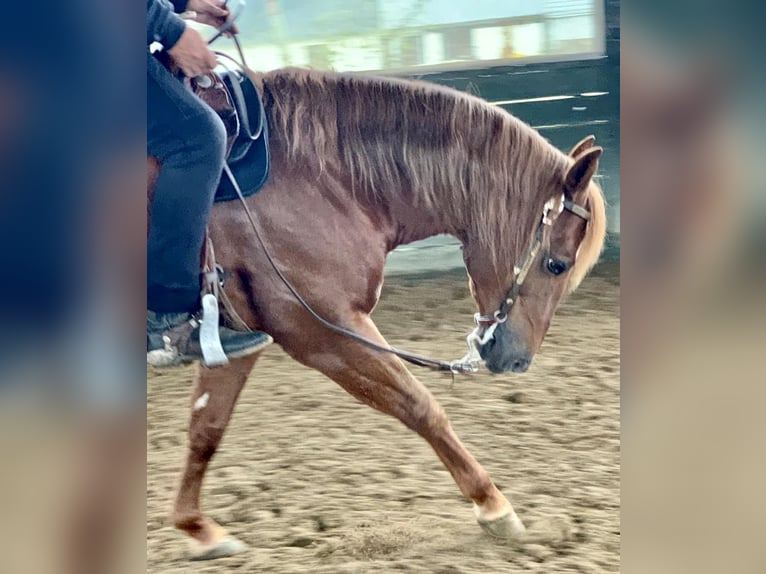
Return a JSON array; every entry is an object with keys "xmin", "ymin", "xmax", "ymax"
[
  {"xmin": 569, "ymin": 135, "xmax": 596, "ymax": 158},
  {"xmin": 565, "ymin": 147, "xmax": 602, "ymax": 197}
]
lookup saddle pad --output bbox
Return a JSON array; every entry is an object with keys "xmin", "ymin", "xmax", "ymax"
[{"xmin": 213, "ymin": 72, "xmax": 271, "ymax": 203}]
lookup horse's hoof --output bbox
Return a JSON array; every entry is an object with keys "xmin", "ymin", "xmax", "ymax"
[
  {"xmin": 188, "ymin": 535, "xmax": 247, "ymax": 561},
  {"xmin": 477, "ymin": 511, "xmax": 526, "ymax": 540}
]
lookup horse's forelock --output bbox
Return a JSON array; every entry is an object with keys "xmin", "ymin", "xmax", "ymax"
[{"xmin": 568, "ymin": 180, "xmax": 608, "ymax": 292}]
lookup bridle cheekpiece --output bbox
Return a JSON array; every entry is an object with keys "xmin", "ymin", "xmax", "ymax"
[{"xmin": 457, "ymin": 194, "xmax": 591, "ymax": 371}]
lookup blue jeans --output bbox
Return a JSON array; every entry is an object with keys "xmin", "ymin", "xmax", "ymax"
[{"xmin": 147, "ymin": 53, "xmax": 226, "ymax": 313}]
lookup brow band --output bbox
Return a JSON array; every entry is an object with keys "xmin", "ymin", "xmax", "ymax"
[{"xmin": 562, "ymin": 199, "xmax": 591, "ymax": 221}]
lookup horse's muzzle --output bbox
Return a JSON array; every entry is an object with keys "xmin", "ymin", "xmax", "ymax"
[{"xmin": 478, "ymin": 323, "xmax": 533, "ymax": 374}]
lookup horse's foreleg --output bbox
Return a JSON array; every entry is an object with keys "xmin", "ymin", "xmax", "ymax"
[
  {"xmin": 172, "ymin": 354, "xmax": 259, "ymax": 560},
  {"xmin": 298, "ymin": 317, "xmax": 525, "ymax": 540}
]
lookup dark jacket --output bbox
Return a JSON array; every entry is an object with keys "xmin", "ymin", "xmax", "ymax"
[{"xmin": 147, "ymin": 0, "xmax": 190, "ymax": 49}]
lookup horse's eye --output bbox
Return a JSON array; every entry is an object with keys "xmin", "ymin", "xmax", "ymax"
[{"xmin": 545, "ymin": 257, "xmax": 568, "ymax": 276}]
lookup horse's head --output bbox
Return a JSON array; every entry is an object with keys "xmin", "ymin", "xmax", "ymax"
[{"xmin": 462, "ymin": 136, "xmax": 606, "ymax": 373}]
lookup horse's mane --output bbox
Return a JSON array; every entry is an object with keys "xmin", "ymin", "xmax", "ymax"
[{"xmin": 261, "ymin": 67, "xmax": 605, "ymax": 288}]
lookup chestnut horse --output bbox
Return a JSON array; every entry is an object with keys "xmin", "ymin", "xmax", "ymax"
[{"xmin": 148, "ymin": 67, "xmax": 607, "ymax": 559}]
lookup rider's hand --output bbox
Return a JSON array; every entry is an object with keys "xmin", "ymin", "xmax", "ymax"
[
  {"xmin": 167, "ymin": 27, "xmax": 217, "ymax": 77},
  {"xmin": 187, "ymin": 0, "xmax": 237, "ymax": 32}
]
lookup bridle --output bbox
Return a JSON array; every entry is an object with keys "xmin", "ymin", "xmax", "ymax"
[
  {"xmin": 475, "ymin": 196, "xmax": 591, "ymax": 327},
  {"xmin": 460, "ymin": 194, "xmax": 591, "ymax": 368}
]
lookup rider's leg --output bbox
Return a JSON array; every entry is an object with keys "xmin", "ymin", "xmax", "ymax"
[
  {"xmin": 146, "ymin": 54, "xmax": 270, "ymax": 367},
  {"xmin": 147, "ymin": 53, "xmax": 224, "ymax": 314}
]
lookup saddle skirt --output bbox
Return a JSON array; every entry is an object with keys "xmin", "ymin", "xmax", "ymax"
[{"xmin": 191, "ymin": 68, "xmax": 271, "ymax": 202}]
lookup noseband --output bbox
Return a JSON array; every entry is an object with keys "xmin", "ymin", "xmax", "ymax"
[{"xmin": 459, "ymin": 194, "xmax": 591, "ymax": 369}]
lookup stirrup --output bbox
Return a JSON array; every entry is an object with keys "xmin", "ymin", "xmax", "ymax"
[{"xmin": 199, "ymin": 293, "xmax": 228, "ymax": 367}]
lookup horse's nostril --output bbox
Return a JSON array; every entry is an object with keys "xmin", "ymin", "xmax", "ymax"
[
  {"xmin": 479, "ymin": 337, "xmax": 495, "ymax": 359},
  {"xmin": 510, "ymin": 357, "xmax": 530, "ymax": 372}
]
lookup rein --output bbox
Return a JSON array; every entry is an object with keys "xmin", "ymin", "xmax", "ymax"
[{"xmin": 222, "ymin": 164, "xmax": 476, "ymax": 374}]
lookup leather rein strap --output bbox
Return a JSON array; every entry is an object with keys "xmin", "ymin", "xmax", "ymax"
[{"xmin": 222, "ymin": 164, "xmax": 473, "ymax": 374}]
